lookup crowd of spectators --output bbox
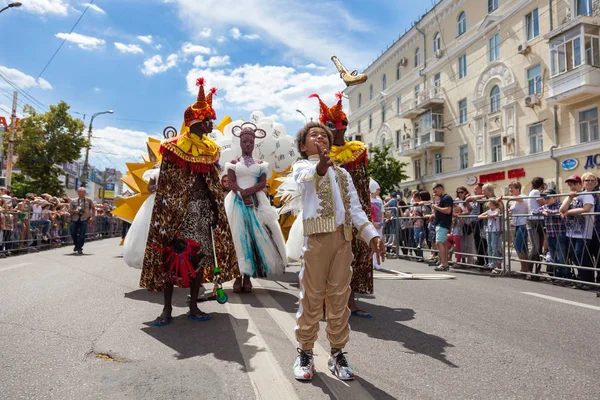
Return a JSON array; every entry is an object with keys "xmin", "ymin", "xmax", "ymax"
[
  {"xmin": 380, "ymin": 175, "xmax": 600, "ymax": 291},
  {"xmin": 0, "ymin": 186, "xmax": 121, "ymax": 257}
]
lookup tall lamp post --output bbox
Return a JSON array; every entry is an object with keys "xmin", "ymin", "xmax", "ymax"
[
  {"xmin": 81, "ymin": 110, "xmax": 113, "ymax": 188},
  {"xmin": 0, "ymin": 2, "xmax": 22, "ymax": 14},
  {"xmin": 296, "ymin": 109, "xmax": 313, "ymax": 123}
]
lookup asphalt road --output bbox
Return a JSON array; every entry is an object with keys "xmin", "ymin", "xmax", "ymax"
[{"xmin": 1, "ymin": 238, "xmax": 599, "ymax": 400}]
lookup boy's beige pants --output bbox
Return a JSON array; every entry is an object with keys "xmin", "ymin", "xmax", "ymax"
[{"xmin": 295, "ymin": 226, "xmax": 354, "ymax": 351}]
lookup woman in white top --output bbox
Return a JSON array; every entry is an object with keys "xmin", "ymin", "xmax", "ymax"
[{"xmin": 500, "ymin": 182, "xmax": 529, "ymax": 273}]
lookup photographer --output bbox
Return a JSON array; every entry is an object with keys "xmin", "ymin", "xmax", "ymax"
[{"xmin": 68, "ymin": 187, "xmax": 95, "ymax": 255}]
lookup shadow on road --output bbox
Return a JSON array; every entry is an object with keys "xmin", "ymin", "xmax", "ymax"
[{"xmin": 125, "ymin": 287, "xmax": 201, "ymax": 308}]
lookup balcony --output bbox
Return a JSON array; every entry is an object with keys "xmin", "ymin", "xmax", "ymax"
[
  {"xmin": 397, "ymin": 138, "xmax": 420, "ymax": 157},
  {"xmin": 417, "ymin": 86, "xmax": 444, "ymax": 109},
  {"xmin": 547, "ymin": 21, "xmax": 600, "ymax": 104},
  {"xmin": 398, "ymin": 100, "xmax": 425, "ymax": 119},
  {"xmin": 416, "ymin": 129, "xmax": 445, "ymax": 151}
]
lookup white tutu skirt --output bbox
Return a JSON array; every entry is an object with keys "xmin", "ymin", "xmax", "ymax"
[
  {"xmin": 224, "ymin": 190, "xmax": 287, "ymax": 277},
  {"xmin": 286, "ymin": 212, "xmax": 304, "ymax": 262},
  {"xmin": 123, "ymin": 193, "xmax": 155, "ymax": 269}
]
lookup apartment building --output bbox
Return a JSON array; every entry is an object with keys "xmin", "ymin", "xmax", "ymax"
[{"xmin": 345, "ymin": 0, "xmax": 600, "ymax": 196}]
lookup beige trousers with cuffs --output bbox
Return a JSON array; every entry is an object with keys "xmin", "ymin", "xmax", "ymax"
[{"xmin": 295, "ymin": 226, "xmax": 354, "ymax": 351}]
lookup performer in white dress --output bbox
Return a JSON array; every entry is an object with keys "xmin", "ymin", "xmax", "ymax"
[
  {"xmin": 122, "ymin": 166, "xmax": 160, "ymax": 269},
  {"xmin": 224, "ymin": 122, "xmax": 287, "ymax": 293}
]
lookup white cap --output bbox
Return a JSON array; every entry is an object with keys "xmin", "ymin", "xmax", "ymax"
[{"xmin": 369, "ymin": 178, "xmax": 380, "ymax": 194}]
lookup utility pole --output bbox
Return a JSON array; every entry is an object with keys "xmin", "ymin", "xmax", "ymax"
[{"xmin": 5, "ymin": 91, "xmax": 18, "ymax": 190}]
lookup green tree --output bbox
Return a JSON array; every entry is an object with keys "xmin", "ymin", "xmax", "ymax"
[
  {"xmin": 13, "ymin": 102, "xmax": 87, "ymax": 196},
  {"xmin": 9, "ymin": 173, "xmax": 38, "ymax": 199},
  {"xmin": 367, "ymin": 144, "xmax": 409, "ymax": 196}
]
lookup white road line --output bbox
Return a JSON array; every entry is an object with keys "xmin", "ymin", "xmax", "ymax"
[
  {"xmin": 253, "ymin": 282, "xmax": 375, "ymax": 400},
  {"xmin": 0, "ymin": 262, "xmax": 32, "ymax": 272},
  {"xmin": 522, "ymin": 292, "xmax": 600, "ymax": 311},
  {"xmin": 224, "ymin": 293, "xmax": 299, "ymax": 400}
]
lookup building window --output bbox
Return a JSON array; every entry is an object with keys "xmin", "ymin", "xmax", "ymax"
[
  {"xmin": 396, "ymin": 96, "xmax": 401, "ymax": 114},
  {"xmin": 358, "ymin": 93, "xmax": 362, "ymax": 108},
  {"xmin": 525, "ymin": 8, "xmax": 539, "ymax": 40},
  {"xmin": 579, "ymin": 107, "xmax": 599, "ymax": 143},
  {"xmin": 459, "ymin": 145, "xmax": 468, "ymax": 169},
  {"xmin": 396, "ymin": 130, "xmax": 401, "ymax": 149},
  {"xmin": 415, "ymin": 47, "xmax": 421, "ymax": 68},
  {"xmin": 488, "ymin": 0, "xmax": 498, "ymax": 13},
  {"xmin": 396, "ymin": 63, "xmax": 402, "ymax": 80},
  {"xmin": 433, "ymin": 72, "xmax": 441, "ymax": 87},
  {"xmin": 577, "ymin": 0, "xmax": 594, "ymax": 16},
  {"xmin": 491, "ymin": 136, "xmax": 502, "ymax": 162},
  {"xmin": 355, "ymin": 135, "xmax": 363, "ymax": 142},
  {"xmin": 434, "ymin": 153, "xmax": 443, "ymax": 174},
  {"xmin": 369, "ymin": 114, "xmax": 373, "ymax": 130},
  {"xmin": 489, "ymin": 33, "xmax": 500, "ymax": 62},
  {"xmin": 528, "ymin": 123, "xmax": 543, "ymax": 154},
  {"xmin": 458, "ymin": 53, "xmax": 467, "ymax": 79},
  {"xmin": 458, "ymin": 98, "xmax": 467, "ymax": 124},
  {"xmin": 381, "ymin": 105, "xmax": 386, "ymax": 123},
  {"xmin": 527, "ymin": 65, "xmax": 542, "ymax": 95},
  {"xmin": 357, "ymin": 120, "xmax": 361, "ymax": 134},
  {"xmin": 550, "ymin": 27, "xmax": 599, "ymax": 77},
  {"xmin": 414, "ymin": 84, "xmax": 420, "ymax": 99},
  {"xmin": 433, "ymin": 33, "xmax": 441, "ymax": 54},
  {"xmin": 382, "ymin": 74, "xmax": 387, "ymax": 91},
  {"xmin": 414, "ymin": 159, "xmax": 422, "ymax": 179},
  {"xmin": 490, "ymin": 85, "xmax": 501, "ymax": 113},
  {"xmin": 458, "ymin": 12, "xmax": 466, "ymax": 36},
  {"xmin": 369, "ymin": 84, "xmax": 373, "ymax": 100}
]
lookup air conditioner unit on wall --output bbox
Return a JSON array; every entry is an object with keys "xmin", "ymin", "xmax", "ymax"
[
  {"xmin": 518, "ymin": 43, "xmax": 531, "ymax": 55},
  {"xmin": 399, "ymin": 57, "xmax": 408, "ymax": 66},
  {"xmin": 524, "ymin": 95, "xmax": 540, "ymax": 108},
  {"xmin": 434, "ymin": 49, "xmax": 443, "ymax": 58}
]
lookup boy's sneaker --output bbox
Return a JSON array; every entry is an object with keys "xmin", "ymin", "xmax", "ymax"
[
  {"xmin": 293, "ymin": 348, "xmax": 315, "ymax": 381},
  {"xmin": 434, "ymin": 264, "xmax": 449, "ymax": 271},
  {"xmin": 328, "ymin": 349, "xmax": 355, "ymax": 380}
]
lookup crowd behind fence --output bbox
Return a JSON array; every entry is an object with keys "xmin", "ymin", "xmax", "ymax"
[
  {"xmin": 0, "ymin": 193, "xmax": 123, "ymax": 257},
  {"xmin": 383, "ymin": 182, "xmax": 600, "ymax": 291}
]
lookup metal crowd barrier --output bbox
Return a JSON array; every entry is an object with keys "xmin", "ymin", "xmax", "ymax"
[{"xmin": 0, "ymin": 208, "xmax": 123, "ymax": 257}]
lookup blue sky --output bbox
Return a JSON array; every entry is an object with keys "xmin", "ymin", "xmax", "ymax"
[{"xmin": 0, "ymin": 0, "xmax": 420, "ymax": 173}]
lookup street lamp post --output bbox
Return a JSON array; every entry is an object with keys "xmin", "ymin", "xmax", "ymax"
[
  {"xmin": 296, "ymin": 109, "xmax": 308, "ymax": 123},
  {"xmin": 0, "ymin": 2, "xmax": 22, "ymax": 14},
  {"xmin": 81, "ymin": 110, "xmax": 113, "ymax": 188}
]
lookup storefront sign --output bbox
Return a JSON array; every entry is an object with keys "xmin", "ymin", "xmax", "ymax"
[
  {"xmin": 0, "ymin": 117, "xmax": 20, "ymax": 127},
  {"xmin": 62, "ymin": 162, "xmax": 79, "ymax": 176},
  {"xmin": 507, "ymin": 168, "xmax": 526, "ymax": 179},
  {"xmin": 479, "ymin": 171, "xmax": 506, "ymax": 183},
  {"xmin": 584, "ymin": 154, "xmax": 600, "ymax": 169},
  {"xmin": 561, "ymin": 158, "xmax": 578, "ymax": 171},
  {"xmin": 104, "ymin": 183, "xmax": 115, "ymax": 199}
]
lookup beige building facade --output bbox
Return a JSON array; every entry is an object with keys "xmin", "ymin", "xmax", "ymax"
[{"xmin": 345, "ymin": 0, "xmax": 600, "ymax": 197}]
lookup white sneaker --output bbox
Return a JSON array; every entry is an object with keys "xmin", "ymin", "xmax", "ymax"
[
  {"xmin": 293, "ymin": 348, "xmax": 315, "ymax": 381},
  {"xmin": 328, "ymin": 350, "xmax": 355, "ymax": 381}
]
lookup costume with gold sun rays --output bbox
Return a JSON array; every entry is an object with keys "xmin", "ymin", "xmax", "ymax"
[
  {"xmin": 311, "ymin": 92, "xmax": 373, "ymax": 294},
  {"xmin": 140, "ymin": 78, "xmax": 240, "ymax": 292}
]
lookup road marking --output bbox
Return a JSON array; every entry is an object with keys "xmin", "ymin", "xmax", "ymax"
[
  {"xmin": 224, "ymin": 293, "xmax": 299, "ymax": 400},
  {"xmin": 522, "ymin": 292, "xmax": 600, "ymax": 311},
  {"xmin": 0, "ymin": 262, "xmax": 32, "ymax": 272},
  {"xmin": 253, "ymin": 282, "xmax": 375, "ymax": 400}
]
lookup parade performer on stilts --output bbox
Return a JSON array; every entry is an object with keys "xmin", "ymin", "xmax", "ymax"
[
  {"xmin": 292, "ymin": 121, "xmax": 382, "ymax": 381},
  {"xmin": 310, "ymin": 92, "xmax": 383, "ymax": 318},
  {"xmin": 140, "ymin": 77, "xmax": 239, "ymax": 326},
  {"xmin": 224, "ymin": 122, "xmax": 287, "ymax": 293}
]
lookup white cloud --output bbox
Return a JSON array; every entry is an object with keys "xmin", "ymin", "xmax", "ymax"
[
  {"xmin": 0, "ymin": 65, "xmax": 53, "ymax": 91},
  {"xmin": 194, "ymin": 55, "xmax": 231, "ymax": 68},
  {"xmin": 20, "ymin": 0, "xmax": 70, "ymax": 16},
  {"xmin": 216, "ymin": 36, "xmax": 227, "ymax": 43},
  {"xmin": 89, "ymin": 126, "xmax": 156, "ymax": 171},
  {"xmin": 155, "ymin": 44, "xmax": 163, "ymax": 50},
  {"xmin": 141, "ymin": 54, "xmax": 179, "ymax": 76},
  {"xmin": 200, "ymin": 28, "xmax": 212, "ymax": 37},
  {"xmin": 84, "ymin": 3, "xmax": 105, "ymax": 14},
  {"xmin": 244, "ymin": 33, "xmax": 260, "ymax": 40},
  {"xmin": 230, "ymin": 27, "xmax": 260, "ymax": 40},
  {"xmin": 94, "ymin": 87, "xmax": 101, "ymax": 92},
  {"xmin": 137, "ymin": 35, "xmax": 153, "ymax": 44},
  {"xmin": 114, "ymin": 42, "xmax": 144, "ymax": 54},
  {"xmin": 181, "ymin": 42, "xmax": 211, "ymax": 55},
  {"xmin": 37, "ymin": 78, "xmax": 53, "ymax": 90},
  {"xmin": 171, "ymin": 0, "xmax": 371, "ymax": 65},
  {"xmin": 304, "ymin": 63, "xmax": 326, "ymax": 70},
  {"xmin": 55, "ymin": 32, "xmax": 105, "ymax": 50},
  {"xmin": 186, "ymin": 64, "xmax": 344, "ymax": 123}
]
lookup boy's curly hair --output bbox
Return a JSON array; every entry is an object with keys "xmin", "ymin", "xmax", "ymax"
[{"xmin": 295, "ymin": 121, "xmax": 334, "ymax": 159}]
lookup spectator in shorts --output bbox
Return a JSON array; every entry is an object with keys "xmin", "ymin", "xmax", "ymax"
[
  {"xmin": 479, "ymin": 199, "xmax": 502, "ymax": 270},
  {"xmin": 527, "ymin": 177, "xmax": 546, "ymax": 275},
  {"xmin": 560, "ymin": 175, "xmax": 595, "ymax": 290},
  {"xmin": 431, "ymin": 183, "xmax": 453, "ymax": 271},
  {"xmin": 501, "ymin": 182, "xmax": 530, "ymax": 274}
]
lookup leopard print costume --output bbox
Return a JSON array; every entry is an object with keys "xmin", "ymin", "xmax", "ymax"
[{"xmin": 140, "ymin": 152, "xmax": 240, "ymax": 292}]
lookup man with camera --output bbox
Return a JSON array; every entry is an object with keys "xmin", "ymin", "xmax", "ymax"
[{"xmin": 68, "ymin": 187, "xmax": 95, "ymax": 255}]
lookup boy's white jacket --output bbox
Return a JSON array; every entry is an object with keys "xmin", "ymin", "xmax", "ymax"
[{"xmin": 292, "ymin": 156, "xmax": 378, "ymax": 244}]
